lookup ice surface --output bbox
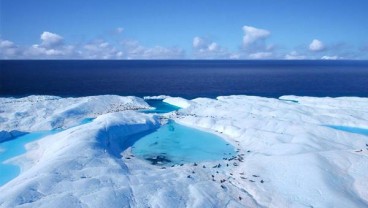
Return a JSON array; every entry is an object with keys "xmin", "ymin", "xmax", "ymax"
[
  {"xmin": 0, "ymin": 95, "xmax": 367, "ymax": 207},
  {"xmin": 163, "ymin": 97, "xmax": 192, "ymax": 108},
  {"xmin": 0, "ymin": 131, "xmax": 59, "ymax": 186},
  {"xmin": 143, "ymin": 95, "xmax": 170, "ymax": 100},
  {"xmin": 0, "ymin": 95, "xmax": 150, "ymax": 133},
  {"xmin": 0, "ymin": 110, "xmax": 160, "ymax": 208}
]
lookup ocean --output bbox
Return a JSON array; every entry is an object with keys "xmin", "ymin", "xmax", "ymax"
[{"xmin": 1, "ymin": 60, "xmax": 368, "ymax": 98}]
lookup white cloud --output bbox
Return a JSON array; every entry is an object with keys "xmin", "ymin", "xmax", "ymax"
[
  {"xmin": 321, "ymin": 55, "xmax": 339, "ymax": 60},
  {"xmin": 192, "ymin": 36, "xmax": 228, "ymax": 59},
  {"xmin": 192, "ymin": 36, "xmax": 203, "ymax": 48},
  {"xmin": 285, "ymin": 51, "xmax": 306, "ymax": 60},
  {"xmin": 208, "ymin": 42, "xmax": 218, "ymax": 51},
  {"xmin": 193, "ymin": 37, "xmax": 202, "ymax": 47},
  {"xmin": 1, "ymin": 30, "xmax": 185, "ymax": 59},
  {"xmin": 2, "ymin": 26, "xmax": 364, "ymax": 60},
  {"xmin": 0, "ymin": 39, "xmax": 22, "ymax": 58},
  {"xmin": 0, "ymin": 40, "xmax": 15, "ymax": 48},
  {"xmin": 309, "ymin": 39, "xmax": 325, "ymax": 52},
  {"xmin": 138, "ymin": 46, "xmax": 184, "ymax": 59},
  {"xmin": 116, "ymin": 51, "xmax": 124, "ymax": 58},
  {"xmin": 229, "ymin": 53, "xmax": 240, "ymax": 59},
  {"xmin": 123, "ymin": 40, "xmax": 185, "ymax": 59},
  {"xmin": 20, "ymin": 32, "xmax": 76, "ymax": 58},
  {"xmin": 116, "ymin": 27, "xmax": 124, "ymax": 34},
  {"xmin": 99, "ymin": 42, "xmax": 110, "ymax": 48},
  {"xmin": 25, "ymin": 44, "xmax": 75, "ymax": 58},
  {"xmin": 41, "ymin": 31, "xmax": 64, "ymax": 47},
  {"xmin": 239, "ymin": 26, "xmax": 275, "ymax": 59},
  {"xmin": 82, "ymin": 40, "xmax": 120, "ymax": 59},
  {"xmin": 242, "ymin": 26, "xmax": 270, "ymax": 47},
  {"xmin": 248, "ymin": 52, "xmax": 272, "ymax": 59}
]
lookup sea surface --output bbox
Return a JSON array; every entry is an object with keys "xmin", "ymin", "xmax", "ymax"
[{"xmin": 1, "ymin": 60, "xmax": 368, "ymax": 98}]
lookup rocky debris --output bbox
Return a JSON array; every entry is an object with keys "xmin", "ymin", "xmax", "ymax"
[
  {"xmin": 145, "ymin": 155, "xmax": 171, "ymax": 165},
  {"xmin": 213, "ymin": 164, "xmax": 221, "ymax": 168}
]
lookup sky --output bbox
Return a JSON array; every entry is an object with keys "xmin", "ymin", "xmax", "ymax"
[{"xmin": 1, "ymin": 0, "xmax": 368, "ymax": 60}]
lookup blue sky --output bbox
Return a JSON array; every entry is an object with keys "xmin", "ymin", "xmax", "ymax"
[{"xmin": 1, "ymin": 0, "xmax": 367, "ymax": 59}]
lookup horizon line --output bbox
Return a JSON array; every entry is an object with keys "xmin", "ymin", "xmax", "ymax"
[{"xmin": 1, "ymin": 59, "xmax": 368, "ymax": 61}]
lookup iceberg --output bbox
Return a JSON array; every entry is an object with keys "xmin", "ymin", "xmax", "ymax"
[{"xmin": 0, "ymin": 95, "xmax": 367, "ymax": 207}]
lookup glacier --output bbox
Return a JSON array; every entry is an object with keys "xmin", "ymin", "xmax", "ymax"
[{"xmin": 0, "ymin": 95, "xmax": 368, "ymax": 207}]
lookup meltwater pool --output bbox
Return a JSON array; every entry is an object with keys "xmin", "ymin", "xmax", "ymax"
[
  {"xmin": 141, "ymin": 99, "xmax": 180, "ymax": 114},
  {"xmin": 325, "ymin": 125, "xmax": 368, "ymax": 136},
  {"xmin": 0, "ymin": 131, "xmax": 59, "ymax": 186},
  {"xmin": 0, "ymin": 118, "xmax": 94, "ymax": 186},
  {"xmin": 132, "ymin": 121, "xmax": 235, "ymax": 165}
]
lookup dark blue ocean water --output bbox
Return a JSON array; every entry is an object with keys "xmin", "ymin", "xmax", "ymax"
[{"xmin": 1, "ymin": 60, "xmax": 368, "ymax": 98}]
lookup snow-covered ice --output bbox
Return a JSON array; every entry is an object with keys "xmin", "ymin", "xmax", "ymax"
[
  {"xmin": 0, "ymin": 95, "xmax": 150, "ymax": 133},
  {"xmin": 143, "ymin": 95, "xmax": 170, "ymax": 100},
  {"xmin": 1, "ymin": 95, "xmax": 368, "ymax": 207},
  {"xmin": 163, "ymin": 97, "xmax": 193, "ymax": 108}
]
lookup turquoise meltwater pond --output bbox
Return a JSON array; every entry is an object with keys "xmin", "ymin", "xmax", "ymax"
[
  {"xmin": 326, "ymin": 125, "xmax": 368, "ymax": 136},
  {"xmin": 141, "ymin": 99, "xmax": 180, "ymax": 114},
  {"xmin": 0, "ymin": 118, "xmax": 94, "ymax": 186},
  {"xmin": 132, "ymin": 121, "xmax": 235, "ymax": 165},
  {"xmin": 0, "ymin": 131, "xmax": 59, "ymax": 186}
]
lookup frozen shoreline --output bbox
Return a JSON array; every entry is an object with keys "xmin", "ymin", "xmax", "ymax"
[{"xmin": 1, "ymin": 95, "xmax": 368, "ymax": 207}]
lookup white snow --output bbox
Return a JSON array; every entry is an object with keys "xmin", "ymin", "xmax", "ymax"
[
  {"xmin": 0, "ymin": 95, "xmax": 150, "ymax": 133},
  {"xmin": 168, "ymin": 95, "xmax": 368, "ymax": 207},
  {"xmin": 1, "ymin": 111, "xmax": 160, "ymax": 208},
  {"xmin": 143, "ymin": 95, "xmax": 170, "ymax": 100},
  {"xmin": 163, "ymin": 97, "xmax": 193, "ymax": 108},
  {"xmin": 1, "ymin": 95, "xmax": 368, "ymax": 207}
]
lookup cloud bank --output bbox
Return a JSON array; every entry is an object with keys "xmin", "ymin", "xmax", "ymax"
[
  {"xmin": 0, "ymin": 27, "xmax": 364, "ymax": 60},
  {"xmin": 192, "ymin": 37, "xmax": 229, "ymax": 59}
]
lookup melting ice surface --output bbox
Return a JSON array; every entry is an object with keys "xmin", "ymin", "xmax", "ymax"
[
  {"xmin": 132, "ymin": 121, "xmax": 236, "ymax": 165},
  {"xmin": 141, "ymin": 99, "xmax": 180, "ymax": 114},
  {"xmin": 326, "ymin": 125, "xmax": 368, "ymax": 136},
  {"xmin": 79, "ymin": 117, "xmax": 95, "ymax": 125},
  {"xmin": 0, "ymin": 131, "xmax": 59, "ymax": 186},
  {"xmin": 0, "ymin": 118, "xmax": 94, "ymax": 186}
]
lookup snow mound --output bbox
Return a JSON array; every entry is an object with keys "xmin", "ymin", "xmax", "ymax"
[
  {"xmin": 0, "ymin": 95, "xmax": 150, "ymax": 133},
  {"xmin": 143, "ymin": 95, "xmax": 170, "ymax": 100},
  {"xmin": 163, "ymin": 97, "xmax": 192, "ymax": 108},
  {"xmin": 0, "ymin": 111, "xmax": 160, "ymax": 208},
  {"xmin": 170, "ymin": 95, "xmax": 368, "ymax": 207}
]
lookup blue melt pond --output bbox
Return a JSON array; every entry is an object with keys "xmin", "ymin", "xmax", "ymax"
[
  {"xmin": 141, "ymin": 99, "xmax": 180, "ymax": 114},
  {"xmin": 132, "ymin": 121, "xmax": 236, "ymax": 165},
  {"xmin": 326, "ymin": 125, "xmax": 368, "ymax": 136},
  {"xmin": 0, "ymin": 117, "xmax": 94, "ymax": 186},
  {"xmin": 0, "ymin": 131, "xmax": 59, "ymax": 186},
  {"xmin": 79, "ymin": 117, "xmax": 95, "ymax": 125}
]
